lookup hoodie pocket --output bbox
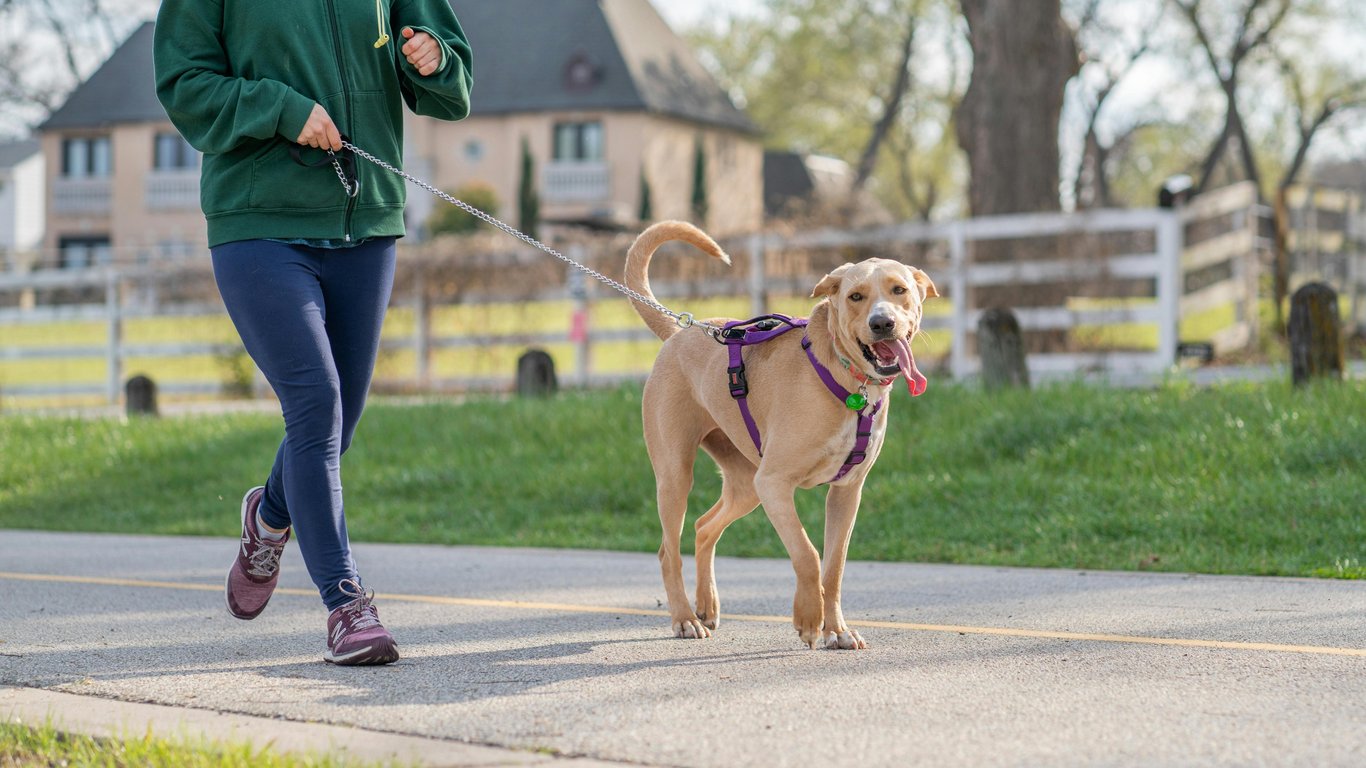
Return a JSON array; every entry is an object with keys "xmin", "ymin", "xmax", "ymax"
[{"xmin": 248, "ymin": 141, "xmax": 347, "ymax": 211}]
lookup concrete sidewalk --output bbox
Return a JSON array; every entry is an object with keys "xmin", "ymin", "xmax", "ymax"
[{"xmin": 2, "ymin": 529, "xmax": 1365, "ymax": 766}]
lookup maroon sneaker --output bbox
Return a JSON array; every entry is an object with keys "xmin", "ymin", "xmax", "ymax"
[
  {"xmin": 224, "ymin": 486, "xmax": 290, "ymax": 620},
  {"xmin": 324, "ymin": 579, "xmax": 399, "ymax": 666}
]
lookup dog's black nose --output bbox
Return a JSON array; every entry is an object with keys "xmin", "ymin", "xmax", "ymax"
[{"xmin": 868, "ymin": 314, "xmax": 896, "ymax": 337}]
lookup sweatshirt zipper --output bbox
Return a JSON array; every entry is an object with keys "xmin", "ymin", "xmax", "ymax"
[{"xmin": 324, "ymin": 0, "xmax": 357, "ymax": 242}]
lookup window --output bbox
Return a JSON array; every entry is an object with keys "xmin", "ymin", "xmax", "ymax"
[
  {"xmin": 463, "ymin": 139, "xmax": 484, "ymax": 163},
  {"xmin": 552, "ymin": 121, "xmax": 604, "ymax": 162},
  {"xmin": 154, "ymin": 132, "xmax": 199, "ymax": 170},
  {"xmin": 62, "ymin": 137, "xmax": 112, "ymax": 178},
  {"xmin": 58, "ymin": 236, "xmax": 112, "ymax": 269}
]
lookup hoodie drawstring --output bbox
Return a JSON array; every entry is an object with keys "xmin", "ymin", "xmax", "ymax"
[{"xmin": 373, "ymin": 0, "xmax": 390, "ymax": 48}]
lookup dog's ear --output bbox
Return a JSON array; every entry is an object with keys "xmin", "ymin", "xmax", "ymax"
[
  {"xmin": 912, "ymin": 269, "xmax": 940, "ymax": 300},
  {"xmin": 811, "ymin": 263, "xmax": 855, "ymax": 298}
]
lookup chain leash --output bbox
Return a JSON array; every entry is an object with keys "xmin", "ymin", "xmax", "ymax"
[{"xmin": 335, "ymin": 141, "xmax": 716, "ymax": 335}]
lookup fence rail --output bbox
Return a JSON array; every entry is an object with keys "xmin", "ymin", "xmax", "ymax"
[{"xmin": 0, "ymin": 184, "xmax": 1295, "ymax": 409}]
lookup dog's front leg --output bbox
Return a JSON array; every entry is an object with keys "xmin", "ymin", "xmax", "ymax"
[
  {"xmin": 756, "ymin": 476, "xmax": 824, "ymax": 648},
  {"xmin": 821, "ymin": 483, "xmax": 868, "ymax": 650}
]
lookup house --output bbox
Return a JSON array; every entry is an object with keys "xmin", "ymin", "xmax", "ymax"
[
  {"xmin": 411, "ymin": 0, "xmax": 762, "ymax": 237},
  {"xmin": 38, "ymin": 22, "xmax": 203, "ymax": 269},
  {"xmin": 34, "ymin": 1, "xmax": 762, "ymax": 270},
  {"xmin": 0, "ymin": 138, "xmax": 44, "ymax": 269}
]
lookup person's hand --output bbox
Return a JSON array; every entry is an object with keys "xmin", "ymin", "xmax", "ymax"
[
  {"xmin": 401, "ymin": 27, "xmax": 442, "ymax": 76},
  {"xmin": 296, "ymin": 104, "xmax": 342, "ymax": 152}
]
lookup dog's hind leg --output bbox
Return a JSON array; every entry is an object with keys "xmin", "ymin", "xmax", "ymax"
[
  {"xmin": 820, "ymin": 483, "xmax": 868, "ymax": 650},
  {"xmin": 645, "ymin": 405, "xmax": 712, "ymax": 639},
  {"xmin": 694, "ymin": 430, "xmax": 760, "ymax": 631}
]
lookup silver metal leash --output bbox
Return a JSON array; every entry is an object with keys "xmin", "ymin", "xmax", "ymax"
[{"xmin": 338, "ymin": 141, "xmax": 716, "ymax": 334}]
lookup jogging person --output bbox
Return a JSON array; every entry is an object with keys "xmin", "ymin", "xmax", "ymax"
[{"xmin": 153, "ymin": 0, "xmax": 473, "ymax": 665}]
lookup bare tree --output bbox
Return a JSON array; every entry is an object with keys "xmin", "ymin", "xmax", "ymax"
[
  {"xmin": 1269, "ymin": 50, "xmax": 1366, "ymax": 331},
  {"xmin": 1070, "ymin": 0, "xmax": 1165, "ymax": 209},
  {"xmin": 849, "ymin": 11, "xmax": 919, "ymax": 202},
  {"xmin": 0, "ymin": 0, "xmax": 138, "ymax": 135},
  {"xmin": 1174, "ymin": 0, "xmax": 1293, "ymax": 195}
]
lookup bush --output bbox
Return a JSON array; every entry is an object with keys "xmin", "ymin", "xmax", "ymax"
[{"xmin": 427, "ymin": 183, "xmax": 499, "ymax": 237}]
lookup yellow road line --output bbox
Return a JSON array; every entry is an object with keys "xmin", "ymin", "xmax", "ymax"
[{"xmin": 4, "ymin": 570, "xmax": 1364, "ymax": 658}]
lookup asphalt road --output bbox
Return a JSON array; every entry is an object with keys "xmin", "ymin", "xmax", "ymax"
[{"xmin": 2, "ymin": 529, "xmax": 1365, "ymax": 767}]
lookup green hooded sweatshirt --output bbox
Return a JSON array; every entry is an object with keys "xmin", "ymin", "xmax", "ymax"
[{"xmin": 153, "ymin": 0, "xmax": 473, "ymax": 247}]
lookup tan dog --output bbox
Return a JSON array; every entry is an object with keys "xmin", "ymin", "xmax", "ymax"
[{"xmin": 626, "ymin": 221, "xmax": 938, "ymax": 650}]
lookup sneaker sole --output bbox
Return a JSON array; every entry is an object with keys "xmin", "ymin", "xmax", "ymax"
[
  {"xmin": 225, "ymin": 486, "xmax": 269, "ymax": 621},
  {"xmin": 324, "ymin": 642, "xmax": 400, "ymax": 666}
]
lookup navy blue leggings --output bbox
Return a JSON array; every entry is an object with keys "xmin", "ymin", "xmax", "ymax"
[{"xmin": 211, "ymin": 238, "xmax": 396, "ymax": 611}]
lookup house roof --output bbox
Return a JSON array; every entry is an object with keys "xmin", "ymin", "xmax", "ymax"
[
  {"xmin": 456, "ymin": 0, "xmax": 754, "ymax": 133},
  {"xmin": 40, "ymin": 22, "xmax": 162, "ymax": 131},
  {"xmin": 40, "ymin": 2, "xmax": 755, "ymax": 135},
  {"xmin": 0, "ymin": 138, "xmax": 41, "ymax": 170}
]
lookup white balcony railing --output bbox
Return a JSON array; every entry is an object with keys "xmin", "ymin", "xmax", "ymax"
[
  {"xmin": 52, "ymin": 177, "xmax": 112, "ymax": 216},
  {"xmin": 543, "ymin": 161, "xmax": 610, "ymax": 204},
  {"xmin": 145, "ymin": 170, "xmax": 202, "ymax": 212}
]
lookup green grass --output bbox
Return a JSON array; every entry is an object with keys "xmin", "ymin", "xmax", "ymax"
[
  {"xmin": 1, "ymin": 380, "xmax": 1364, "ymax": 578},
  {"xmin": 0, "ymin": 719, "xmax": 397, "ymax": 767}
]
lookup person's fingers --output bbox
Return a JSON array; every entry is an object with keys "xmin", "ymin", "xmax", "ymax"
[
  {"xmin": 325, "ymin": 120, "xmax": 342, "ymax": 152},
  {"xmin": 402, "ymin": 26, "xmax": 414, "ymax": 39}
]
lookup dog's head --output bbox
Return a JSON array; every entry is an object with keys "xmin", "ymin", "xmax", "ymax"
[{"xmin": 812, "ymin": 259, "xmax": 939, "ymax": 394}]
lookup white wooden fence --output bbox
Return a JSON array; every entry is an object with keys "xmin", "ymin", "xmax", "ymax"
[{"xmin": 1, "ymin": 188, "xmax": 1277, "ymax": 408}]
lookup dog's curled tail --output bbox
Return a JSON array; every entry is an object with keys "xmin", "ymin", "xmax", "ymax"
[{"xmin": 624, "ymin": 220, "xmax": 730, "ymax": 341}]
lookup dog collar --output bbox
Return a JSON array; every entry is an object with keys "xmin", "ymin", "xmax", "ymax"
[{"xmin": 836, "ymin": 353, "xmax": 899, "ymax": 389}]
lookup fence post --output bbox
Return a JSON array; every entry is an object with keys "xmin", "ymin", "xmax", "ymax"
[
  {"xmin": 948, "ymin": 222, "xmax": 969, "ymax": 380},
  {"xmin": 977, "ymin": 307, "xmax": 1028, "ymax": 390},
  {"xmin": 414, "ymin": 261, "xmax": 431, "ymax": 389},
  {"xmin": 1288, "ymin": 282, "xmax": 1342, "ymax": 385},
  {"xmin": 1156, "ymin": 210, "xmax": 1182, "ymax": 366},
  {"xmin": 105, "ymin": 268, "xmax": 122, "ymax": 406},
  {"xmin": 748, "ymin": 233, "xmax": 767, "ymax": 318},
  {"xmin": 568, "ymin": 245, "xmax": 590, "ymax": 388}
]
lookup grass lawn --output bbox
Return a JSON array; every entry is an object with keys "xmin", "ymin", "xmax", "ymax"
[
  {"xmin": 1, "ymin": 379, "xmax": 1364, "ymax": 579},
  {"xmin": 0, "ymin": 719, "xmax": 394, "ymax": 768}
]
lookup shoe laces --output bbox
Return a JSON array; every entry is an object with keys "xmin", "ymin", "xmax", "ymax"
[
  {"xmin": 336, "ymin": 578, "xmax": 382, "ymax": 631},
  {"xmin": 243, "ymin": 537, "xmax": 284, "ymax": 578}
]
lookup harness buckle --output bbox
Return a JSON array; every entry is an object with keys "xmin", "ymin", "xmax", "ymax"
[
  {"xmin": 846, "ymin": 450, "xmax": 867, "ymax": 464},
  {"xmin": 727, "ymin": 365, "xmax": 749, "ymax": 398}
]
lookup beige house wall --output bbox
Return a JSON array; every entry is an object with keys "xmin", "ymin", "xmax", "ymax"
[
  {"xmin": 43, "ymin": 121, "xmax": 205, "ymax": 261},
  {"xmin": 39, "ymin": 112, "xmax": 761, "ymax": 262},
  {"xmin": 409, "ymin": 111, "xmax": 762, "ymax": 239}
]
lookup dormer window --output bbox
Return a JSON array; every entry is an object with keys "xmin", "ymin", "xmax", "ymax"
[{"xmin": 563, "ymin": 53, "xmax": 601, "ymax": 93}]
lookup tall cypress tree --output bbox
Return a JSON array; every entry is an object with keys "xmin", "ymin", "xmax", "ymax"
[
  {"xmin": 518, "ymin": 137, "xmax": 540, "ymax": 241},
  {"xmin": 690, "ymin": 136, "xmax": 707, "ymax": 225},
  {"xmin": 638, "ymin": 168, "xmax": 653, "ymax": 223}
]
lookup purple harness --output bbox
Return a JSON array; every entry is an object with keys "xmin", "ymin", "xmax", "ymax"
[{"xmin": 720, "ymin": 314, "xmax": 884, "ymax": 484}]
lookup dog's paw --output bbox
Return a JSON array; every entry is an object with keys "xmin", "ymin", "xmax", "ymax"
[
  {"xmin": 823, "ymin": 628, "xmax": 867, "ymax": 650},
  {"xmin": 695, "ymin": 609, "xmax": 720, "ymax": 631},
  {"xmin": 673, "ymin": 618, "xmax": 712, "ymax": 639}
]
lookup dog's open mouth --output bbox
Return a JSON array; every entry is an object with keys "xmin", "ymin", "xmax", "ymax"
[{"xmin": 861, "ymin": 337, "xmax": 928, "ymax": 396}]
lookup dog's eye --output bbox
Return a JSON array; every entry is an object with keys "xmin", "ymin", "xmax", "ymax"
[
  {"xmin": 892, "ymin": 285, "xmax": 908, "ymax": 295},
  {"xmin": 848, "ymin": 292, "xmax": 864, "ymax": 302}
]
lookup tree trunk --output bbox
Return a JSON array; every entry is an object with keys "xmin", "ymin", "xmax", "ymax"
[{"xmin": 955, "ymin": 0, "xmax": 1078, "ymax": 216}]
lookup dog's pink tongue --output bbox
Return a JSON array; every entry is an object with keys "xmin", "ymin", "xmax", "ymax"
[{"xmin": 893, "ymin": 338, "xmax": 927, "ymax": 396}]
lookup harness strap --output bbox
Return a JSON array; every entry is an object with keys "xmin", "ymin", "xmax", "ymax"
[
  {"xmin": 722, "ymin": 314, "xmax": 807, "ymax": 457},
  {"xmin": 802, "ymin": 336, "xmax": 884, "ymax": 482},
  {"xmin": 719, "ymin": 315, "xmax": 885, "ymax": 484}
]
